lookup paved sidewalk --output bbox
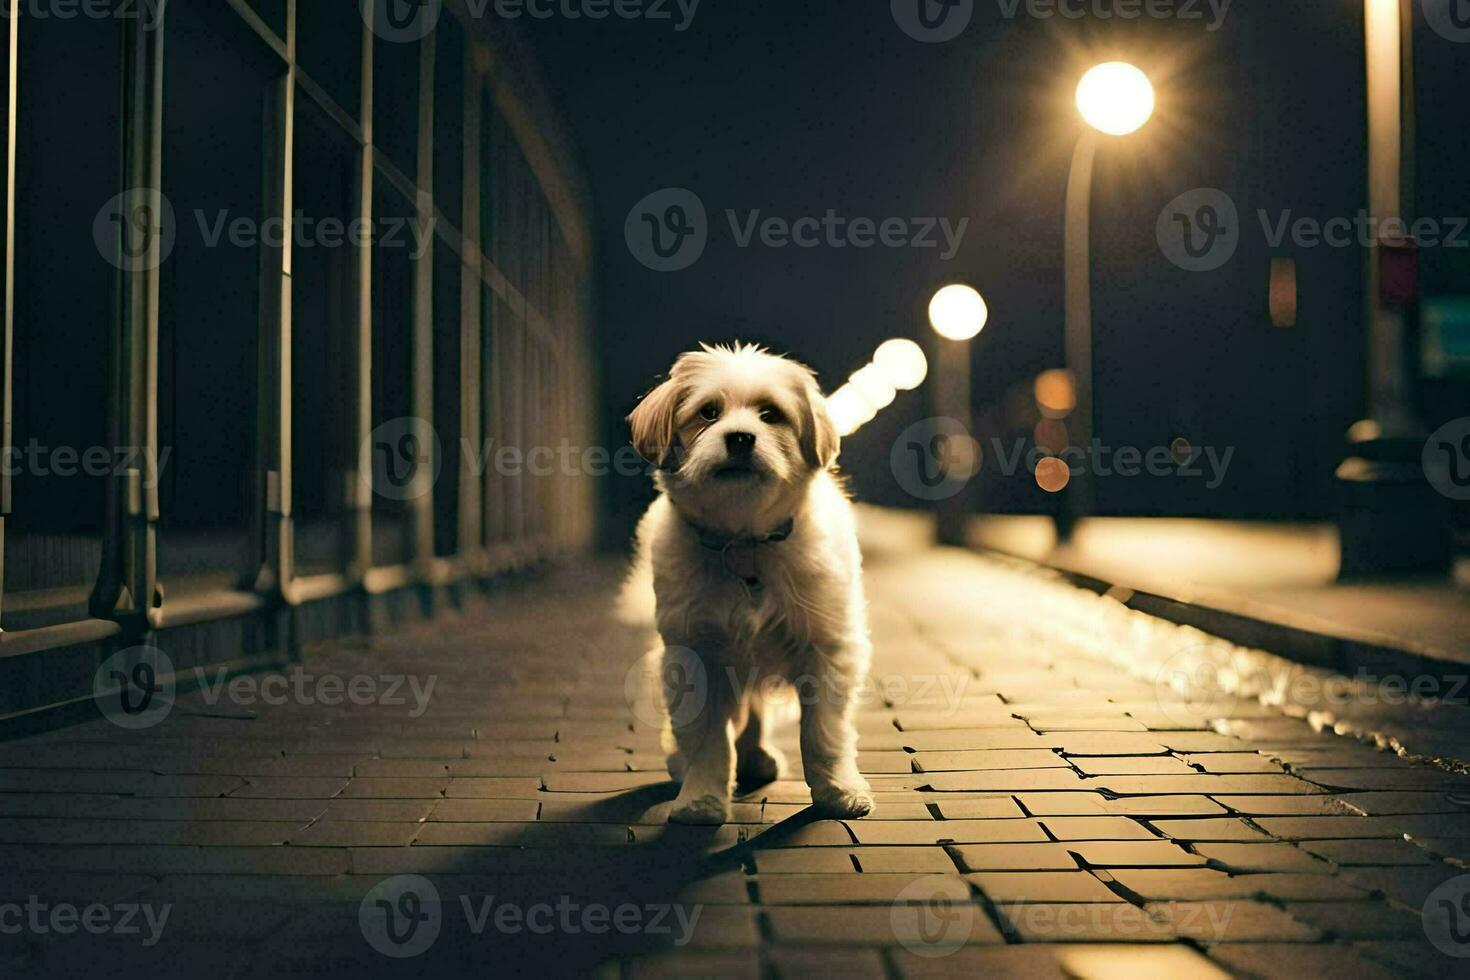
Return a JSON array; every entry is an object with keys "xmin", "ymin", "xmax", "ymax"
[{"xmin": 2, "ymin": 536, "xmax": 1470, "ymax": 978}]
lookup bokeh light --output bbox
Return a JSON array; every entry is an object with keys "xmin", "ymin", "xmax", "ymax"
[
  {"xmin": 1036, "ymin": 456, "xmax": 1072, "ymax": 493},
  {"xmin": 849, "ymin": 364, "xmax": 897, "ymax": 410},
  {"xmin": 1076, "ymin": 62, "xmax": 1155, "ymax": 136},
  {"xmin": 825, "ymin": 385, "xmax": 875, "ymax": 437},
  {"xmin": 1034, "ymin": 369, "xmax": 1077, "ymax": 418},
  {"xmin": 873, "ymin": 338, "xmax": 928, "ymax": 390},
  {"xmin": 928, "ymin": 284, "xmax": 989, "ymax": 341}
]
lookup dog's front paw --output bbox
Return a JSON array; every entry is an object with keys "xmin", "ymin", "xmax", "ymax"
[
  {"xmin": 811, "ymin": 780, "xmax": 875, "ymax": 819},
  {"xmin": 669, "ymin": 794, "xmax": 730, "ymax": 825}
]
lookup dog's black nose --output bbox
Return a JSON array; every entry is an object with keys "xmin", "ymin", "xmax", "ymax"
[{"xmin": 725, "ymin": 431, "xmax": 756, "ymax": 455}]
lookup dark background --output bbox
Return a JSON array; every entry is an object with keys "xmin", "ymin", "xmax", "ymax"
[{"xmin": 520, "ymin": 1, "xmax": 1470, "ymax": 546}]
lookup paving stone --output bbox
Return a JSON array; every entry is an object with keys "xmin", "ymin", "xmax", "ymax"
[
  {"xmin": 1066, "ymin": 840, "xmax": 1208, "ymax": 868},
  {"xmin": 949, "ymin": 843, "xmax": 1080, "ymax": 872},
  {"xmin": 1106, "ymin": 868, "xmax": 1367, "ymax": 902},
  {"xmin": 287, "ymin": 820, "xmax": 423, "ymax": 846},
  {"xmin": 751, "ymin": 850, "xmax": 857, "ymax": 874},
  {"xmin": 1070, "ymin": 756, "xmax": 1198, "ymax": 776},
  {"xmin": 861, "ymin": 730, "xmax": 1053, "ymax": 752},
  {"xmin": 892, "ymin": 944, "xmax": 1225, "ymax": 980},
  {"xmin": 1207, "ymin": 942, "xmax": 1401, "ymax": 980},
  {"xmin": 996, "ymin": 902, "xmax": 1176, "ymax": 942},
  {"xmin": 1149, "ymin": 818, "xmax": 1273, "ymax": 842},
  {"xmin": 1354, "ymin": 938, "xmax": 1467, "ymax": 978},
  {"xmin": 1156, "ymin": 733, "xmax": 1254, "ymax": 753},
  {"xmin": 912, "ymin": 749, "xmax": 1068, "ymax": 772},
  {"xmin": 1253, "ymin": 815, "xmax": 1405, "ymax": 839},
  {"xmin": 854, "ymin": 846, "xmax": 960, "ymax": 874},
  {"xmin": 1148, "ymin": 900, "xmax": 1322, "ymax": 942},
  {"xmin": 742, "ymin": 820, "xmax": 853, "ymax": 846},
  {"xmin": 1050, "ymin": 734, "xmax": 1172, "ymax": 755},
  {"xmin": 1039, "ymin": 817, "xmax": 1157, "ymax": 841},
  {"xmin": 626, "ymin": 950, "xmax": 759, "ymax": 979},
  {"xmin": 1195, "ymin": 843, "xmax": 1336, "ymax": 873},
  {"xmin": 442, "ymin": 777, "xmax": 542, "ymax": 798},
  {"xmin": 931, "ymin": 796, "xmax": 1024, "ymax": 819},
  {"xmin": 847, "ymin": 818, "xmax": 1046, "ymax": 845},
  {"xmin": 416, "ymin": 821, "xmax": 630, "ymax": 846},
  {"xmin": 967, "ymin": 871, "xmax": 1123, "ymax": 903},
  {"xmin": 765, "ymin": 904, "xmax": 1003, "ymax": 946},
  {"xmin": 1299, "ymin": 838, "xmax": 1432, "ymax": 866},
  {"xmin": 226, "ymin": 777, "xmax": 350, "ymax": 799},
  {"xmin": 1284, "ymin": 901, "xmax": 1426, "ymax": 939},
  {"xmin": 335, "ymin": 777, "xmax": 449, "ymax": 799},
  {"xmin": 767, "ymin": 948, "xmax": 886, "ymax": 980},
  {"xmin": 857, "ymin": 751, "xmax": 916, "ymax": 774},
  {"xmin": 1336, "ymin": 792, "xmax": 1470, "ymax": 815},
  {"xmin": 1180, "ymin": 752, "xmax": 1285, "ymax": 774},
  {"xmin": 1094, "ymin": 774, "xmax": 1321, "ymax": 796},
  {"xmin": 321, "ymin": 798, "xmax": 437, "ymax": 822},
  {"xmin": 1018, "ymin": 793, "xmax": 1228, "ymax": 817},
  {"xmin": 925, "ymin": 769, "xmax": 1087, "ymax": 792},
  {"xmin": 756, "ymin": 873, "xmax": 970, "ymax": 905},
  {"xmin": 1213, "ymin": 795, "xmax": 1358, "ymax": 815},
  {"xmin": 1304, "ymin": 768, "xmax": 1470, "ymax": 791}
]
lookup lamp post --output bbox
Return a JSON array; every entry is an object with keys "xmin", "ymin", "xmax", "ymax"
[
  {"xmin": 928, "ymin": 283, "xmax": 988, "ymax": 545},
  {"xmin": 1062, "ymin": 62, "xmax": 1155, "ymax": 538}
]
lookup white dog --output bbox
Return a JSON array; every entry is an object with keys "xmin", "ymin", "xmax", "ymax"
[{"xmin": 625, "ymin": 343, "xmax": 874, "ymax": 825}]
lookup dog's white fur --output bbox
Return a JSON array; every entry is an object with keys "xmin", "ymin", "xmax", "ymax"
[{"xmin": 624, "ymin": 344, "xmax": 874, "ymax": 825}]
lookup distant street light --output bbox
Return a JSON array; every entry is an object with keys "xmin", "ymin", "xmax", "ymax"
[
  {"xmin": 928, "ymin": 283, "xmax": 989, "ymax": 341},
  {"xmin": 873, "ymin": 338, "xmax": 929, "ymax": 391},
  {"xmin": 928, "ymin": 283, "xmax": 987, "ymax": 545},
  {"xmin": 1063, "ymin": 61, "xmax": 1155, "ymax": 538}
]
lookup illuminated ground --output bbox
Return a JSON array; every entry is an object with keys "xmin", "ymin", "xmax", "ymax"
[{"xmin": 1, "ymin": 523, "xmax": 1468, "ymax": 977}]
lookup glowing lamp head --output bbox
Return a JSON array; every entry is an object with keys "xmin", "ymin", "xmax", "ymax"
[
  {"xmin": 873, "ymin": 338, "xmax": 928, "ymax": 391},
  {"xmin": 928, "ymin": 284, "xmax": 989, "ymax": 341},
  {"xmin": 1076, "ymin": 62, "xmax": 1155, "ymax": 136}
]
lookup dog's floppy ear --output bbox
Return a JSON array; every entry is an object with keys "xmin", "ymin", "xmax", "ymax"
[
  {"xmin": 628, "ymin": 378, "xmax": 683, "ymax": 468},
  {"xmin": 798, "ymin": 374, "xmax": 840, "ymax": 470}
]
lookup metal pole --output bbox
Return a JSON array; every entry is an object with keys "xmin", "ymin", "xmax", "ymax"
[{"xmin": 1061, "ymin": 131, "xmax": 1097, "ymax": 539}]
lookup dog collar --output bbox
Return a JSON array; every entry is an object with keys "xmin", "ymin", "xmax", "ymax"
[{"xmin": 686, "ymin": 517, "xmax": 795, "ymax": 590}]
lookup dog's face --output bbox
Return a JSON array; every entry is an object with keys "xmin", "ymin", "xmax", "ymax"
[{"xmin": 628, "ymin": 344, "xmax": 838, "ymax": 527}]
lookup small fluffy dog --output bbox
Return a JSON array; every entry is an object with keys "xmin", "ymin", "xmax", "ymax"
[{"xmin": 625, "ymin": 343, "xmax": 873, "ymax": 825}]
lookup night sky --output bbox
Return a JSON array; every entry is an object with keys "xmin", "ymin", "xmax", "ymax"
[{"xmin": 518, "ymin": 2, "xmax": 1470, "ymax": 543}]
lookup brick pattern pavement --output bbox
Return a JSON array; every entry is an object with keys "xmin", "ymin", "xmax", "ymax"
[{"xmin": 1, "ymin": 541, "xmax": 1468, "ymax": 978}]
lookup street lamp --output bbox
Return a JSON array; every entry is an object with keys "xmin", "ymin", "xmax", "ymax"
[
  {"xmin": 1063, "ymin": 61, "xmax": 1155, "ymax": 537},
  {"xmin": 928, "ymin": 283, "xmax": 988, "ymax": 545}
]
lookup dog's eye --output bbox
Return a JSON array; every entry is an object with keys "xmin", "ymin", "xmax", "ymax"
[
  {"xmin": 698, "ymin": 403, "xmax": 720, "ymax": 422},
  {"xmin": 758, "ymin": 406, "xmax": 786, "ymax": 425}
]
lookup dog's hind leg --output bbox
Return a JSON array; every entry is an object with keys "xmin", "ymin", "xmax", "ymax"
[{"xmin": 735, "ymin": 697, "xmax": 784, "ymax": 788}]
